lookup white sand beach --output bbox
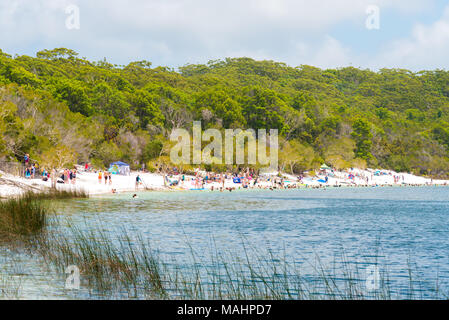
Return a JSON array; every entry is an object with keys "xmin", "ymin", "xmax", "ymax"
[
  {"xmin": 1, "ymin": 167, "xmax": 448, "ymax": 198},
  {"xmin": 0, "ymin": 170, "xmax": 167, "ymax": 198}
]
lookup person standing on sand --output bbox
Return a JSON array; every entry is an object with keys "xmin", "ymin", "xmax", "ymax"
[
  {"xmin": 136, "ymin": 175, "xmax": 142, "ymax": 190},
  {"xmin": 108, "ymin": 172, "xmax": 112, "ymax": 185},
  {"xmin": 98, "ymin": 171, "xmax": 102, "ymax": 184}
]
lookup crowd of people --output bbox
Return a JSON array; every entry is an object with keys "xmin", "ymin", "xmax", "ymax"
[
  {"xmin": 162, "ymin": 165, "xmax": 448, "ymax": 192},
  {"xmin": 23, "ymin": 154, "xmax": 45, "ymax": 180},
  {"xmin": 163, "ymin": 167, "xmax": 299, "ymax": 191},
  {"xmin": 23, "ymin": 153, "xmax": 79, "ymax": 185},
  {"xmin": 18, "ymin": 152, "xmax": 447, "ymax": 195},
  {"xmin": 59, "ymin": 168, "xmax": 78, "ymax": 184}
]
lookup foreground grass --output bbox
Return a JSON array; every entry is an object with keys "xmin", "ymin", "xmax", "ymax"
[
  {"xmin": 0, "ymin": 189, "xmax": 87, "ymax": 242},
  {"xmin": 30, "ymin": 188, "xmax": 89, "ymax": 200},
  {"xmin": 0, "ymin": 193, "xmax": 49, "ymax": 241}
]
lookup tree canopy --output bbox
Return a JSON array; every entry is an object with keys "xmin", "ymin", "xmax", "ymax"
[{"xmin": 1, "ymin": 48, "xmax": 449, "ymax": 176}]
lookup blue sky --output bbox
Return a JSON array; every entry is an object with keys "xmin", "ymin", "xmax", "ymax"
[{"xmin": 1, "ymin": 0, "xmax": 449, "ymax": 71}]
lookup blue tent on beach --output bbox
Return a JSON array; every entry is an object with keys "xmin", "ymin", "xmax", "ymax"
[{"xmin": 109, "ymin": 161, "xmax": 131, "ymax": 175}]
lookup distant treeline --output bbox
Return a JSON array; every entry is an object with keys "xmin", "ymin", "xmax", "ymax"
[{"xmin": 1, "ymin": 48, "xmax": 449, "ymax": 176}]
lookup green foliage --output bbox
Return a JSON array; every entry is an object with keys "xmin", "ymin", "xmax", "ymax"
[
  {"xmin": 1, "ymin": 48, "xmax": 449, "ymax": 176},
  {"xmin": 36, "ymin": 48, "xmax": 79, "ymax": 60},
  {"xmin": 142, "ymin": 139, "xmax": 163, "ymax": 162},
  {"xmin": 51, "ymin": 79, "xmax": 92, "ymax": 116},
  {"xmin": 432, "ymin": 123, "xmax": 449, "ymax": 149},
  {"xmin": 351, "ymin": 119, "xmax": 373, "ymax": 161},
  {"xmin": 95, "ymin": 141, "xmax": 123, "ymax": 167}
]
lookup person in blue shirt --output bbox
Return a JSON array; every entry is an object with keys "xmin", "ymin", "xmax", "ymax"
[
  {"xmin": 25, "ymin": 167, "xmax": 31, "ymax": 178},
  {"xmin": 135, "ymin": 175, "xmax": 142, "ymax": 190}
]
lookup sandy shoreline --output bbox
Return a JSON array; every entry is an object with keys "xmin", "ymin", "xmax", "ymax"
[{"xmin": 1, "ymin": 167, "xmax": 448, "ymax": 199}]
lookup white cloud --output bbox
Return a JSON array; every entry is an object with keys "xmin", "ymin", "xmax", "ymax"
[
  {"xmin": 297, "ymin": 36, "xmax": 354, "ymax": 69},
  {"xmin": 378, "ymin": 4, "xmax": 449, "ymax": 70},
  {"xmin": 0, "ymin": 0, "xmax": 439, "ymax": 69}
]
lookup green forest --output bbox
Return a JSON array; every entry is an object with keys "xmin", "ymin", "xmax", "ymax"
[{"xmin": 1, "ymin": 47, "xmax": 449, "ymax": 177}]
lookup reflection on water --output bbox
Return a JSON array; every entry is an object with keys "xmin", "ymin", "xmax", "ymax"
[{"xmin": 2, "ymin": 186, "xmax": 449, "ymax": 299}]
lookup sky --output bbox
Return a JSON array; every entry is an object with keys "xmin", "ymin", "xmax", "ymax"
[{"xmin": 1, "ymin": 0, "xmax": 449, "ymax": 71}]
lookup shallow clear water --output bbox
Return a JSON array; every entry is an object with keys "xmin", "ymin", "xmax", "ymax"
[{"xmin": 2, "ymin": 186, "xmax": 449, "ymax": 299}]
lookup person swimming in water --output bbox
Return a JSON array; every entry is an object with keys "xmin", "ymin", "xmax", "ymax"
[{"xmin": 132, "ymin": 193, "xmax": 138, "ymax": 199}]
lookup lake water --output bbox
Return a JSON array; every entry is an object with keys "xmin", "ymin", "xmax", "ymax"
[{"xmin": 2, "ymin": 186, "xmax": 449, "ymax": 299}]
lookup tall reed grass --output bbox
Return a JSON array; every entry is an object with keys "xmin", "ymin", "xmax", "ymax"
[
  {"xmin": 32, "ymin": 188, "xmax": 89, "ymax": 200},
  {"xmin": 0, "ymin": 193, "xmax": 49, "ymax": 241},
  {"xmin": 0, "ymin": 189, "xmax": 87, "ymax": 242}
]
